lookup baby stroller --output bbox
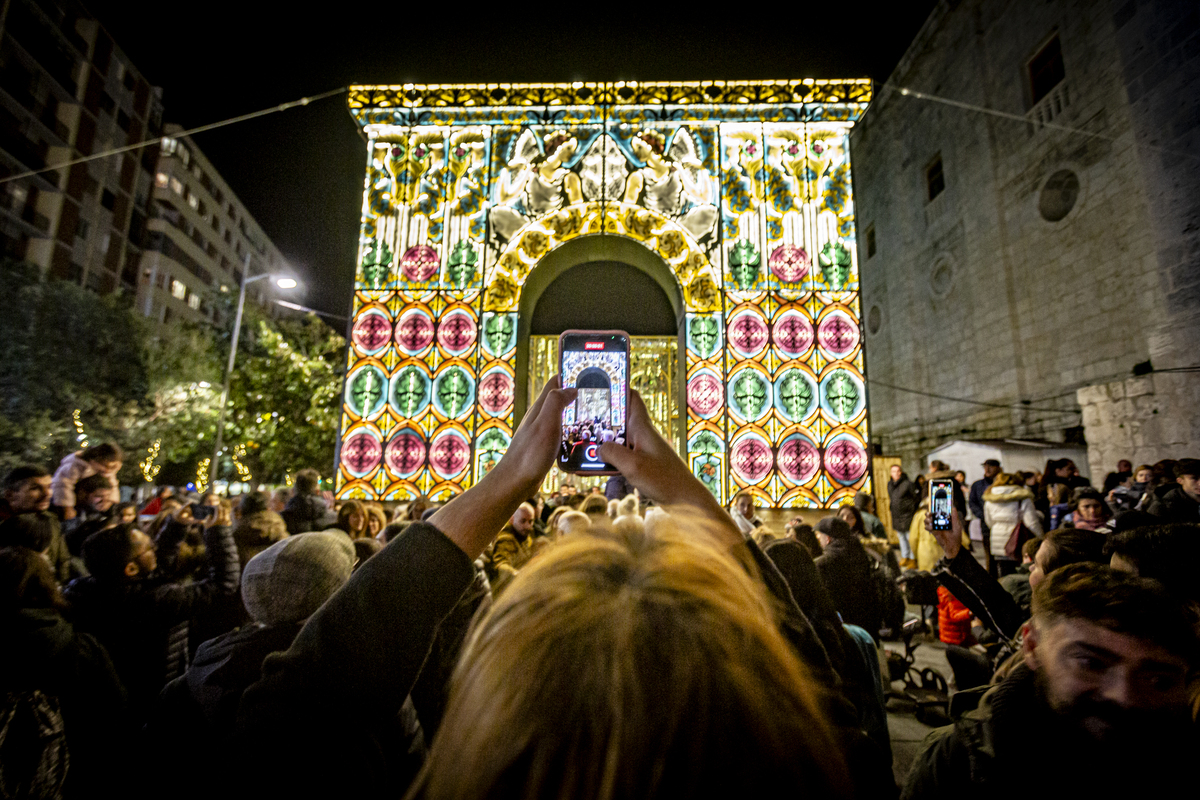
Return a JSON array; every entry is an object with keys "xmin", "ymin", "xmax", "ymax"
[{"xmin": 885, "ymin": 570, "xmax": 950, "ymax": 726}]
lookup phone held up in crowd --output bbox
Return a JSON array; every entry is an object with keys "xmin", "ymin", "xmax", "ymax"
[
  {"xmin": 929, "ymin": 478, "xmax": 954, "ymax": 531},
  {"xmin": 557, "ymin": 330, "xmax": 630, "ymax": 476}
]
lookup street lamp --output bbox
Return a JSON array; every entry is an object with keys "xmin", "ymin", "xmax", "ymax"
[{"xmin": 210, "ymin": 261, "xmax": 301, "ymax": 485}]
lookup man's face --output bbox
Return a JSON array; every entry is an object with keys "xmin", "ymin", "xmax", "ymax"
[
  {"xmin": 86, "ymin": 490, "xmax": 114, "ymax": 513},
  {"xmin": 6, "ymin": 476, "xmax": 51, "ymax": 512},
  {"xmin": 1024, "ymin": 617, "xmax": 1191, "ymax": 743},
  {"xmin": 1076, "ymin": 498, "xmax": 1104, "ymax": 523},
  {"xmin": 983, "ymin": 464, "xmax": 1000, "ymax": 479},
  {"xmin": 511, "ymin": 507, "xmax": 534, "ymax": 536},
  {"xmin": 890, "ymin": 465, "xmax": 902, "ymax": 481},
  {"xmin": 1117, "ymin": 460, "xmax": 1132, "ymax": 474},
  {"xmin": 1179, "ymin": 474, "xmax": 1200, "ymax": 500},
  {"xmin": 127, "ymin": 530, "xmax": 157, "ymax": 577}
]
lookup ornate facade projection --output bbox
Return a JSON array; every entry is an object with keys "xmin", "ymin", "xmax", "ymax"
[{"xmin": 337, "ymin": 80, "xmax": 872, "ymax": 507}]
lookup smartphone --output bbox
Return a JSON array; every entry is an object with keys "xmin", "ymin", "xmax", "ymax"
[
  {"xmin": 192, "ymin": 504, "xmax": 215, "ymax": 520},
  {"xmin": 557, "ymin": 330, "xmax": 631, "ymax": 475},
  {"xmin": 929, "ymin": 479, "xmax": 954, "ymax": 531}
]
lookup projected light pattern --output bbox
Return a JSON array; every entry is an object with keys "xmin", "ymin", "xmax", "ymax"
[{"xmin": 336, "ymin": 81, "xmax": 872, "ymax": 507}]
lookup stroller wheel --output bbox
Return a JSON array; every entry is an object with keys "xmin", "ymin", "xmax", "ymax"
[{"xmin": 920, "ymin": 667, "xmax": 949, "ymax": 695}]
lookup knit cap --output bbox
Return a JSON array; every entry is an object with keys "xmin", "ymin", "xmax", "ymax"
[
  {"xmin": 241, "ymin": 531, "xmax": 355, "ymax": 625},
  {"xmin": 814, "ymin": 516, "xmax": 855, "ymax": 541}
]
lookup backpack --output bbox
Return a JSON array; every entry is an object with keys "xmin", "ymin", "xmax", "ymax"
[{"xmin": 0, "ymin": 690, "xmax": 69, "ymax": 800}]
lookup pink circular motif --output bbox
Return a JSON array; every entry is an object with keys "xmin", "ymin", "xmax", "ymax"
[
  {"xmin": 773, "ymin": 310, "xmax": 814, "ymax": 357},
  {"xmin": 437, "ymin": 310, "xmax": 477, "ymax": 355},
  {"xmin": 687, "ymin": 372, "xmax": 723, "ymax": 417},
  {"xmin": 731, "ymin": 436, "xmax": 773, "ymax": 484},
  {"xmin": 769, "ymin": 245, "xmax": 810, "ymax": 284},
  {"xmin": 395, "ymin": 308, "xmax": 435, "ymax": 354},
  {"xmin": 478, "ymin": 371, "xmax": 514, "ymax": 415},
  {"xmin": 777, "ymin": 436, "xmax": 820, "ymax": 484},
  {"xmin": 401, "ymin": 245, "xmax": 439, "ymax": 282},
  {"xmin": 384, "ymin": 432, "xmax": 426, "ymax": 478},
  {"xmin": 352, "ymin": 310, "xmax": 391, "ymax": 354},
  {"xmin": 817, "ymin": 311, "xmax": 860, "ymax": 357},
  {"xmin": 727, "ymin": 311, "xmax": 769, "ymax": 358},
  {"xmin": 824, "ymin": 437, "xmax": 868, "ymax": 483},
  {"xmin": 429, "ymin": 430, "xmax": 469, "ymax": 479},
  {"xmin": 342, "ymin": 432, "xmax": 382, "ymax": 475}
]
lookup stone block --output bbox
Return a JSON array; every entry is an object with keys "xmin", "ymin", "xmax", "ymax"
[
  {"xmin": 1124, "ymin": 375, "xmax": 1155, "ymax": 398},
  {"xmin": 1076, "ymin": 383, "xmax": 1108, "ymax": 407}
]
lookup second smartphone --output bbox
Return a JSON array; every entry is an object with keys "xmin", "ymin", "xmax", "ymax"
[{"xmin": 557, "ymin": 330, "xmax": 630, "ymax": 475}]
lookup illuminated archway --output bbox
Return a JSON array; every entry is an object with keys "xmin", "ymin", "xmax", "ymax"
[{"xmin": 336, "ymin": 80, "xmax": 873, "ymax": 508}]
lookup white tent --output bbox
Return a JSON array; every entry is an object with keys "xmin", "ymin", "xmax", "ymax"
[{"xmin": 925, "ymin": 439, "xmax": 1091, "ymax": 488}]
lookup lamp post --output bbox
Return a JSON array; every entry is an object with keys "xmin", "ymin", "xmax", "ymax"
[{"xmin": 209, "ymin": 263, "xmax": 300, "ymax": 486}]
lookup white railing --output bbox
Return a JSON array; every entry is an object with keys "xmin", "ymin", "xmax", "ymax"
[{"xmin": 1027, "ymin": 82, "xmax": 1070, "ymax": 130}]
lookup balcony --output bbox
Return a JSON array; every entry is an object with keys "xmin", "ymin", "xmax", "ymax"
[{"xmin": 1026, "ymin": 82, "xmax": 1070, "ymax": 132}]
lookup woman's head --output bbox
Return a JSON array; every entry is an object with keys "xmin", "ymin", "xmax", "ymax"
[
  {"xmin": 80, "ymin": 442, "xmax": 123, "ymax": 472},
  {"xmin": 1028, "ymin": 527, "xmax": 1106, "ymax": 589},
  {"xmin": 837, "ymin": 504, "xmax": 864, "ymax": 534},
  {"xmin": 0, "ymin": 546, "xmax": 67, "ymax": 613},
  {"xmin": 364, "ymin": 504, "xmax": 387, "ymax": 537},
  {"xmin": 406, "ymin": 495, "xmax": 431, "ymax": 521},
  {"xmin": 417, "ymin": 515, "xmax": 848, "ymax": 799},
  {"xmin": 336, "ymin": 500, "xmax": 367, "ymax": 539},
  {"xmin": 1134, "ymin": 464, "xmax": 1154, "ymax": 484},
  {"xmin": 992, "ymin": 472, "xmax": 1026, "ymax": 488}
]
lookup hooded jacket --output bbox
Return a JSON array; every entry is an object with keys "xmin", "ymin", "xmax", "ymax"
[{"xmin": 982, "ymin": 486, "xmax": 1042, "ymax": 558}]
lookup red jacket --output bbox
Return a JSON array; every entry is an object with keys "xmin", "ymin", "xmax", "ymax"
[{"xmin": 937, "ymin": 585, "xmax": 973, "ymax": 645}]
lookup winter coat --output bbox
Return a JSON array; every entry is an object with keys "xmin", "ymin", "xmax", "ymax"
[
  {"xmin": 233, "ymin": 522, "xmax": 894, "ymax": 799},
  {"xmin": 888, "ymin": 474, "xmax": 920, "ymax": 533},
  {"xmin": 50, "ymin": 452, "xmax": 119, "ymax": 511},
  {"xmin": 1, "ymin": 607, "xmax": 128, "ymax": 797},
  {"xmin": 280, "ymin": 493, "xmax": 334, "ymax": 535},
  {"xmin": 968, "ymin": 477, "xmax": 992, "ymax": 526},
  {"xmin": 910, "ymin": 507, "xmax": 945, "ymax": 572},
  {"xmin": 936, "ymin": 586, "xmax": 972, "ymax": 646},
  {"xmin": 63, "ymin": 524, "xmax": 239, "ymax": 721},
  {"xmin": 902, "ymin": 664, "xmax": 1197, "ymax": 799},
  {"xmin": 232, "ymin": 510, "xmax": 288, "ymax": 568},
  {"xmin": 1147, "ymin": 485, "xmax": 1200, "ymax": 524},
  {"xmin": 0, "ymin": 508, "xmax": 73, "ymax": 582},
  {"xmin": 983, "ymin": 486, "xmax": 1042, "ymax": 558},
  {"xmin": 815, "ymin": 536, "xmax": 883, "ymax": 637}
]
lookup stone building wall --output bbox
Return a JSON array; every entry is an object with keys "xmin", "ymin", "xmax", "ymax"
[{"xmin": 850, "ymin": 0, "xmax": 1199, "ymax": 476}]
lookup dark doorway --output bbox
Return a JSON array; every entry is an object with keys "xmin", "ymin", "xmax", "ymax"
[{"xmin": 529, "ymin": 261, "xmax": 676, "ymax": 336}]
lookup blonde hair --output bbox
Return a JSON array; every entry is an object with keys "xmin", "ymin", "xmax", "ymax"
[
  {"xmin": 556, "ymin": 510, "xmax": 591, "ymax": 537},
  {"xmin": 413, "ymin": 513, "xmax": 848, "ymax": 799},
  {"xmin": 616, "ymin": 495, "xmax": 639, "ymax": 518}
]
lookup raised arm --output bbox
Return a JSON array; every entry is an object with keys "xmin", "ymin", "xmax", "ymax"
[{"xmin": 926, "ymin": 507, "xmax": 1025, "ymax": 640}]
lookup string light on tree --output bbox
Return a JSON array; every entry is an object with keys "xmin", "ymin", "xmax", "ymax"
[
  {"xmin": 232, "ymin": 444, "xmax": 252, "ymax": 482},
  {"xmin": 196, "ymin": 459, "xmax": 211, "ymax": 493},
  {"xmin": 72, "ymin": 409, "xmax": 89, "ymax": 449},
  {"xmin": 140, "ymin": 439, "xmax": 162, "ymax": 482}
]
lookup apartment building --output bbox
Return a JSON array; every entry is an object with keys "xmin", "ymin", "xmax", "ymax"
[
  {"xmin": 0, "ymin": 0, "xmax": 159, "ymax": 295},
  {"xmin": 138, "ymin": 124, "xmax": 286, "ymax": 327}
]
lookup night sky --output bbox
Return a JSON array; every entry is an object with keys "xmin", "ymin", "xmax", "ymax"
[{"xmin": 85, "ymin": 2, "xmax": 936, "ymax": 319}]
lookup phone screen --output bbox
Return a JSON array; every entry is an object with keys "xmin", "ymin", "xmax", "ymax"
[
  {"xmin": 557, "ymin": 331, "xmax": 630, "ymax": 474},
  {"xmin": 930, "ymin": 479, "xmax": 954, "ymax": 531}
]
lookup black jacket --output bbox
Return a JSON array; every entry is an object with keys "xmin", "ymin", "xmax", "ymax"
[
  {"xmin": 816, "ymin": 536, "xmax": 883, "ymax": 637},
  {"xmin": 1, "ymin": 607, "xmax": 128, "ymax": 797},
  {"xmin": 902, "ymin": 664, "xmax": 1197, "ymax": 799},
  {"xmin": 1147, "ymin": 485, "xmax": 1200, "ymax": 524},
  {"xmin": 280, "ymin": 493, "xmax": 334, "ymax": 535},
  {"xmin": 888, "ymin": 474, "xmax": 920, "ymax": 533},
  {"xmin": 64, "ymin": 524, "xmax": 239, "ymax": 721}
]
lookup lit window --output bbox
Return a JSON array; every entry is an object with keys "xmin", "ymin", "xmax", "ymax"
[
  {"xmin": 161, "ymin": 137, "xmax": 177, "ymax": 157},
  {"xmin": 99, "ymin": 233, "xmax": 110, "ymax": 254},
  {"xmin": 178, "ymin": 146, "xmax": 190, "ymax": 168},
  {"xmin": 171, "ymin": 279, "xmax": 187, "ymax": 299},
  {"xmin": 170, "ymin": 177, "xmax": 183, "ymax": 195},
  {"xmin": 155, "ymin": 172, "xmax": 169, "ymax": 188},
  {"xmin": 187, "ymin": 192, "xmax": 199, "ymax": 211},
  {"xmin": 187, "ymin": 293, "xmax": 201, "ymax": 310}
]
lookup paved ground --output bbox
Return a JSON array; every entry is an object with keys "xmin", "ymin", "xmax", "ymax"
[{"xmin": 881, "ymin": 629, "xmax": 954, "ymax": 787}]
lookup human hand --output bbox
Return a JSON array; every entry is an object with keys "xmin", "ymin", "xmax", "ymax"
[
  {"xmin": 599, "ymin": 391, "xmax": 732, "ymax": 531},
  {"xmin": 431, "ymin": 376, "xmax": 575, "ymax": 560},
  {"xmin": 924, "ymin": 504, "xmax": 963, "ymax": 560}
]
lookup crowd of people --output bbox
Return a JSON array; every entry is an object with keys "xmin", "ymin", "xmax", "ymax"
[{"xmin": 2, "ymin": 391, "xmax": 1198, "ymax": 798}]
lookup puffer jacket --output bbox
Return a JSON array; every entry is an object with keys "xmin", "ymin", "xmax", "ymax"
[
  {"xmin": 983, "ymin": 486, "xmax": 1042, "ymax": 557},
  {"xmin": 936, "ymin": 585, "xmax": 972, "ymax": 645},
  {"xmin": 64, "ymin": 524, "xmax": 239, "ymax": 722}
]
